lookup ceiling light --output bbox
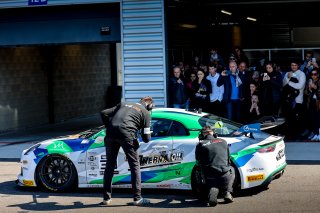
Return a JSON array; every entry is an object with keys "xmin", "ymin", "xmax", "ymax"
[
  {"xmin": 221, "ymin": 10, "xmax": 232, "ymax": 15},
  {"xmin": 247, "ymin": 17, "xmax": 257, "ymax": 21},
  {"xmin": 180, "ymin": 24, "xmax": 197, "ymax": 29}
]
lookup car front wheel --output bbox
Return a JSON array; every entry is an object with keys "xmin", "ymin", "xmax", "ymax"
[{"xmin": 37, "ymin": 154, "xmax": 77, "ymax": 192}]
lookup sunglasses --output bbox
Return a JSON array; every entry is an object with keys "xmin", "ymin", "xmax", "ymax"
[{"xmin": 311, "ymin": 73, "xmax": 318, "ymax": 76}]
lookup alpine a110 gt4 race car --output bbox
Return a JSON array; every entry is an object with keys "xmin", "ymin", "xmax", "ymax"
[{"xmin": 17, "ymin": 108, "xmax": 286, "ymax": 194}]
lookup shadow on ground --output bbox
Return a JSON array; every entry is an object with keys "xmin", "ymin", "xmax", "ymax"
[{"xmin": 1, "ymin": 180, "xmax": 268, "ymax": 211}]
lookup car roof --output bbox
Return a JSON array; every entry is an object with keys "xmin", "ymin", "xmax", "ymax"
[{"xmin": 152, "ymin": 108, "xmax": 205, "ymax": 130}]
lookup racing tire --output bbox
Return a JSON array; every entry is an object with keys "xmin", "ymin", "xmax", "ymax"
[
  {"xmin": 36, "ymin": 154, "xmax": 77, "ymax": 192},
  {"xmin": 191, "ymin": 166, "xmax": 207, "ymax": 200},
  {"xmin": 230, "ymin": 164, "xmax": 241, "ymax": 194},
  {"xmin": 191, "ymin": 165, "xmax": 240, "ymax": 199}
]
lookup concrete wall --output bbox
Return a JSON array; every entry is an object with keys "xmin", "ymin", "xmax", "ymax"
[
  {"xmin": 0, "ymin": 47, "xmax": 48, "ymax": 131},
  {"xmin": 53, "ymin": 44, "xmax": 111, "ymax": 122},
  {"xmin": 0, "ymin": 44, "xmax": 111, "ymax": 132}
]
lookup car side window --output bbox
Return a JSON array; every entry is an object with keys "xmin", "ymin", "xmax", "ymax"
[
  {"xmin": 151, "ymin": 119, "xmax": 173, "ymax": 137},
  {"xmin": 168, "ymin": 121, "xmax": 189, "ymax": 136}
]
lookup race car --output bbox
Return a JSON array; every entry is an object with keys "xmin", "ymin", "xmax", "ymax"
[{"xmin": 17, "ymin": 108, "xmax": 286, "ymax": 194}]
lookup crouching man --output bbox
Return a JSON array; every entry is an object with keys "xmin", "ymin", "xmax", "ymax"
[{"xmin": 195, "ymin": 126, "xmax": 235, "ymax": 206}]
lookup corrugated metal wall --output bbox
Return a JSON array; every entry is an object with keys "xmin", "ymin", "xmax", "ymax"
[{"xmin": 121, "ymin": 0, "xmax": 167, "ymax": 107}]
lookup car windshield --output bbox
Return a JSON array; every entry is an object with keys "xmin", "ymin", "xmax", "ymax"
[{"xmin": 198, "ymin": 114, "xmax": 242, "ymax": 137}]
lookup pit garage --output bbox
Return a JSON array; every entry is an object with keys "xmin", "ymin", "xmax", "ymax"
[{"xmin": 0, "ymin": 3, "xmax": 120, "ymax": 131}]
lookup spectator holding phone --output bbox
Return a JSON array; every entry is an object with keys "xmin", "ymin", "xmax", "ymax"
[
  {"xmin": 190, "ymin": 69, "xmax": 212, "ymax": 112},
  {"xmin": 304, "ymin": 69, "xmax": 320, "ymax": 141},
  {"xmin": 217, "ymin": 61, "xmax": 243, "ymax": 122},
  {"xmin": 248, "ymin": 93, "xmax": 261, "ymax": 122},
  {"xmin": 300, "ymin": 51, "xmax": 319, "ymax": 76},
  {"xmin": 260, "ymin": 62, "xmax": 283, "ymax": 117},
  {"xmin": 282, "ymin": 59, "xmax": 306, "ymax": 139}
]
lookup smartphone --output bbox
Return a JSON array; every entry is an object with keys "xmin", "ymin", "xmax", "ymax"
[
  {"xmin": 263, "ymin": 73, "xmax": 268, "ymax": 77},
  {"xmin": 312, "ymin": 58, "xmax": 316, "ymax": 62}
]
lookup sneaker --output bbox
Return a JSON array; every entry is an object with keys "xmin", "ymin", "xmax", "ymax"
[
  {"xmin": 133, "ymin": 198, "xmax": 150, "ymax": 206},
  {"xmin": 100, "ymin": 199, "xmax": 112, "ymax": 206},
  {"xmin": 223, "ymin": 191, "xmax": 234, "ymax": 203},
  {"xmin": 308, "ymin": 132, "xmax": 315, "ymax": 140},
  {"xmin": 208, "ymin": 187, "xmax": 219, "ymax": 207},
  {"xmin": 311, "ymin": 134, "xmax": 319, "ymax": 141}
]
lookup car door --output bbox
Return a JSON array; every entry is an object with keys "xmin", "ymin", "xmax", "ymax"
[
  {"xmin": 170, "ymin": 120, "xmax": 198, "ymax": 185},
  {"xmin": 95, "ymin": 118, "xmax": 174, "ymax": 188},
  {"xmin": 136, "ymin": 118, "xmax": 174, "ymax": 186}
]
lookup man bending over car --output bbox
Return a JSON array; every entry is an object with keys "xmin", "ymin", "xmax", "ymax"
[{"xmin": 100, "ymin": 96, "xmax": 153, "ymax": 206}]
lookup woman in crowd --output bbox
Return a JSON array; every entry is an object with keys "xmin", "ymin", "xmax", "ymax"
[
  {"xmin": 185, "ymin": 71, "xmax": 197, "ymax": 110},
  {"xmin": 190, "ymin": 69, "xmax": 212, "ymax": 112},
  {"xmin": 248, "ymin": 93, "xmax": 262, "ymax": 122},
  {"xmin": 304, "ymin": 68, "xmax": 320, "ymax": 141},
  {"xmin": 260, "ymin": 62, "xmax": 283, "ymax": 117}
]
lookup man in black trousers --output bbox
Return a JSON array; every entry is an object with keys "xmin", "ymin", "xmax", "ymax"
[
  {"xmin": 196, "ymin": 126, "xmax": 235, "ymax": 207},
  {"xmin": 100, "ymin": 96, "xmax": 153, "ymax": 206}
]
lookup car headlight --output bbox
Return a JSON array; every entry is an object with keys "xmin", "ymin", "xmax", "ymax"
[{"xmin": 24, "ymin": 144, "xmax": 41, "ymax": 155}]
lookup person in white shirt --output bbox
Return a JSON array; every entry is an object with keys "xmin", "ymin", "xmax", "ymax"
[
  {"xmin": 282, "ymin": 60, "xmax": 306, "ymax": 139},
  {"xmin": 207, "ymin": 65, "xmax": 224, "ymax": 116}
]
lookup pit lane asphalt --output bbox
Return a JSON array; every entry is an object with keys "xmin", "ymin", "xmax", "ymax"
[{"xmin": 0, "ymin": 114, "xmax": 320, "ymax": 164}]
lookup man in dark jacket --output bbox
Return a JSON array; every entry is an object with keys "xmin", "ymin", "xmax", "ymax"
[
  {"xmin": 195, "ymin": 126, "xmax": 235, "ymax": 207},
  {"xmin": 217, "ymin": 61, "xmax": 243, "ymax": 122},
  {"xmin": 169, "ymin": 66, "xmax": 188, "ymax": 109},
  {"xmin": 100, "ymin": 96, "xmax": 153, "ymax": 206}
]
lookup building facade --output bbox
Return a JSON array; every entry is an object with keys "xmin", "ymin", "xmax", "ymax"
[{"xmin": 0, "ymin": 0, "xmax": 167, "ymax": 131}]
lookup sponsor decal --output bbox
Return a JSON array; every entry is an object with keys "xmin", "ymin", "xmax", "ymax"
[
  {"xmin": 247, "ymin": 167, "xmax": 264, "ymax": 173},
  {"xmin": 23, "ymin": 180, "xmax": 34, "ymax": 186},
  {"xmin": 36, "ymin": 152, "xmax": 45, "ymax": 157},
  {"xmin": 88, "ymin": 162, "xmax": 98, "ymax": 167},
  {"xmin": 94, "ymin": 137, "xmax": 104, "ymax": 144},
  {"xmin": 88, "ymin": 173, "xmax": 98, "ymax": 177},
  {"xmin": 88, "ymin": 156, "xmax": 97, "ymax": 161},
  {"xmin": 156, "ymin": 184, "xmax": 172, "ymax": 188},
  {"xmin": 78, "ymin": 162, "xmax": 85, "ymax": 165},
  {"xmin": 99, "ymin": 170, "xmax": 119, "ymax": 175},
  {"xmin": 81, "ymin": 139, "xmax": 90, "ymax": 144},
  {"xmin": 276, "ymin": 149, "xmax": 285, "ymax": 161},
  {"xmin": 53, "ymin": 142, "xmax": 65, "ymax": 149},
  {"xmin": 239, "ymin": 123, "xmax": 261, "ymax": 133},
  {"xmin": 247, "ymin": 174, "xmax": 264, "ymax": 182},
  {"xmin": 87, "ymin": 184, "xmax": 103, "ymax": 188},
  {"xmin": 88, "ymin": 152, "xmax": 97, "ymax": 155},
  {"xmin": 139, "ymin": 152, "xmax": 184, "ymax": 167}
]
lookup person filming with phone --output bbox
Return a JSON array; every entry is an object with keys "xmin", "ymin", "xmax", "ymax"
[
  {"xmin": 217, "ymin": 61, "xmax": 243, "ymax": 122},
  {"xmin": 282, "ymin": 60, "xmax": 306, "ymax": 139},
  {"xmin": 300, "ymin": 51, "xmax": 319, "ymax": 76}
]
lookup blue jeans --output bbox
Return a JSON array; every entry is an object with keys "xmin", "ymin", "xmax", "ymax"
[
  {"xmin": 173, "ymin": 100, "xmax": 189, "ymax": 110},
  {"xmin": 226, "ymin": 99, "xmax": 241, "ymax": 122}
]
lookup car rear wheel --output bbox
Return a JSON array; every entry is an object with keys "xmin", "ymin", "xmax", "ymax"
[
  {"xmin": 191, "ymin": 165, "xmax": 240, "ymax": 199},
  {"xmin": 37, "ymin": 154, "xmax": 77, "ymax": 192}
]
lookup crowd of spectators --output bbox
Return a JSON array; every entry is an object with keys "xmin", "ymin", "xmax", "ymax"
[{"xmin": 168, "ymin": 48, "xmax": 320, "ymax": 141}]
